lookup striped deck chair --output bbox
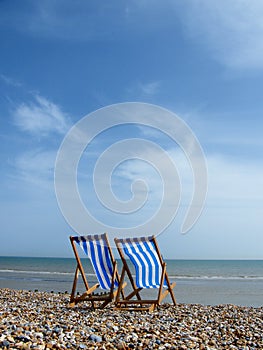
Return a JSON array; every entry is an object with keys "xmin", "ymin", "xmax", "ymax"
[
  {"xmin": 69, "ymin": 233, "xmax": 124, "ymax": 309},
  {"xmin": 114, "ymin": 235, "xmax": 176, "ymax": 311}
]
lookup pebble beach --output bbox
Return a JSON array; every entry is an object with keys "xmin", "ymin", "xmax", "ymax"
[{"xmin": 1, "ymin": 288, "xmax": 263, "ymax": 349}]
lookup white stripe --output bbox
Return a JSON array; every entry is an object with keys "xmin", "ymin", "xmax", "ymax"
[
  {"xmin": 123, "ymin": 238, "xmax": 163, "ymax": 288},
  {"xmin": 124, "ymin": 241, "xmax": 144, "ymax": 287},
  {"xmin": 84, "ymin": 239, "xmax": 105, "ymax": 289},
  {"xmin": 79, "ymin": 239, "xmax": 87, "ymax": 255},
  {"xmin": 85, "ymin": 239, "xmax": 92, "ymax": 259},
  {"xmin": 78, "ymin": 236, "xmax": 112, "ymax": 290},
  {"xmin": 140, "ymin": 240, "xmax": 157, "ymax": 286},
  {"xmin": 98, "ymin": 237, "xmax": 112, "ymax": 289},
  {"xmin": 148, "ymin": 240, "xmax": 162, "ymax": 285},
  {"xmin": 92, "ymin": 238, "xmax": 109, "ymax": 289},
  {"xmin": 135, "ymin": 239, "xmax": 150, "ymax": 287}
]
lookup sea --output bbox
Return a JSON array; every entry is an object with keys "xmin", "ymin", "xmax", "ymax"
[{"xmin": 0, "ymin": 257, "xmax": 262, "ymax": 307}]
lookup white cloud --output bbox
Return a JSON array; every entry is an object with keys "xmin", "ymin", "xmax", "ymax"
[
  {"xmin": 11, "ymin": 94, "xmax": 72, "ymax": 188},
  {"xmin": 13, "ymin": 149, "xmax": 57, "ymax": 190},
  {"xmin": 139, "ymin": 81, "xmax": 160, "ymax": 95},
  {"xmin": 112, "ymin": 144, "xmax": 263, "ymax": 214},
  {"xmin": 0, "ymin": 1, "xmax": 137, "ymax": 41},
  {"xmin": 0, "ymin": 74, "xmax": 22, "ymax": 87},
  {"xmin": 178, "ymin": 0, "xmax": 263, "ymax": 70},
  {"xmin": 3, "ymin": 0, "xmax": 262, "ymax": 72},
  {"xmin": 0, "ymin": 1, "xmax": 173, "ymax": 42},
  {"xmin": 100, "ymin": 144, "xmax": 193, "ymax": 210},
  {"xmin": 13, "ymin": 95, "xmax": 71, "ymax": 136},
  {"xmin": 126, "ymin": 81, "xmax": 161, "ymax": 99},
  {"xmin": 206, "ymin": 154, "xmax": 263, "ymax": 206}
]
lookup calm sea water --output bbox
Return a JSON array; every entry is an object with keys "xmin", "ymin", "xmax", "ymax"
[{"xmin": 0, "ymin": 257, "xmax": 262, "ymax": 307}]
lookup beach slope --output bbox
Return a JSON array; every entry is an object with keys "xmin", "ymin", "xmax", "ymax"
[{"xmin": 0, "ymin": 289, "xmax": 262, "ymax": 349}]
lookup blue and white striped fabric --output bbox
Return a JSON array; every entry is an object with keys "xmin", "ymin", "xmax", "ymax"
[
  {"xmin": 74, "ymin": 235, "xmax": 118, "ymax": 290},
  {"xmin": 122, "ymin": 238, "xmax": 167, "ymax": 289}
]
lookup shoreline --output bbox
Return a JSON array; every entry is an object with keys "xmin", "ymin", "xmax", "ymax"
[
  {"xmin": 1, "ymin": 257, "xmax": 263, "ymax": 308},
  {"xmin": 1, "ymin": 289, "xmax": 263, "ymax": 349}
]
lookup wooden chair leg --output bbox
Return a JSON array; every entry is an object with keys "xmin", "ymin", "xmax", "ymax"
[{"xmin": 69, "ymin": 266, "xmax": 80, "ymax": 306}]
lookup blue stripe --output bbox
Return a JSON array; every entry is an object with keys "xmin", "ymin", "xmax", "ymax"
[
  {"xmin": 124, "ymin": 244, "xmax": 145, "ymax": 288},
  {"xmin": 81, "ymin": 237, "xmax": 88, "ymax": 255},
  {"xmin": 143, "ymin": 240, "xmax": 167, "ymax": 287},
  {"xmin": 89, "ymin": 241, "xmax": 101, "ymax": 286},
  {"xmin": 75, "ymin": 235, "xmax": 117, "ymax": 290},
  {"xmin": 123, "ymin": 241, "xmax": 149, "ymax": 288},
  {"xmin": 103, "ymin": 245, "xmax": 118, "ymax": 287},
  {"xmin": 90, "ymin": 240, "xmax": 107, "ymax": 289},
  {"xmin": 102, "ymin": 246, "xmax": 112, "ymax": 286},
  {"xmin": 123, "ymin": 246, "xmax": 137, "ymax": 286},
  {"xmin": 96, "ymin": 240, "xmax": 111, "ymax": 289},
  {"xmin": 144, "ymin": 240, "xmax": 160, "ymax": 286},
  {"xmin": 137, "ymin": 241, "xmax": 153, "ymax": 287},
  {"xmin": 122, "ymin": 239, "xmax": 166, "ymax": 288}
]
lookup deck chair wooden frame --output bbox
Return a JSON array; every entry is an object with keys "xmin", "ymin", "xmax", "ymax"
[
  {"xmin": 69, "ymin": 233, "xmax": 124, "ymax": 309},
  {"xmin": 114, "ymin": 235, "xmax": 176, "ymax": 311}
]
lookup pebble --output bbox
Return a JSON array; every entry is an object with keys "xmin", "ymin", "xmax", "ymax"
[
  {"xmin": 0, "ymin": 289, "xmax": 263, "ymax": 349},
  {"xmin": 89, "ymin": 334, "xmax": 102, "ymax": 342}
]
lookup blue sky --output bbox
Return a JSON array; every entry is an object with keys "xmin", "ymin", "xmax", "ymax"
[{"xmin": 1, "ymin": 1, "xmax": 263, "ymax": 259}]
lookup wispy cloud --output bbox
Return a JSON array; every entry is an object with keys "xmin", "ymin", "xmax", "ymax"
[
  {"xmin": 114, "ymin": 145, "xmax": 192, "ymax": 199},
  {"xmin": 10, "ymin": 94, "xmax": 72, "ymax": 190},
  {"xmin": 114, "ymin": 145, "xmax": 263, "ymax": 210},
  {"xmin": 139, "ymin": 81, "xmax": 160, "ymax": 95},
  {"xmin": 13, "ymin": 149, "xmax": 56, "ymax": 189},
  {"xmin": 0, "ymin": 1, "xmax": 134, "ymax": 41},
  {"xmin": 13, "ymin": 95, "xmax": 71, "ymax": 136},
  {"xmin": 0, "ymin": 1, "xmax": 172, "ymax": 42},
  {"xmin": 127, "ymin": 81, "xmax": 161, "ymax": 99},
  {"xmin": 2, "ymin": 1, "xmax": 262, "ymax": 71},
  {"xmin": 0, "ymin": 74, "xmax": 22, "ymax": 87},
  {"xmin": 178, "ymin": 0, "xmax": 263, "ymax": 70},
  {"xmin": 187, "ymin": 110, "xmax": 263, "ymax": 154},
  {"xmin": 207, "ymin": 154, "xmax": 263, "ymax": 205}
]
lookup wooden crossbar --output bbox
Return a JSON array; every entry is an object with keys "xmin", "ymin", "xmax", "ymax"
[
  {"xmin": 69, "ymin": 233, "xmax": 125, "ymax": 309},
  {"xmin": 114, "ymin": 235, "xmax": 176, "ymax": 311}
]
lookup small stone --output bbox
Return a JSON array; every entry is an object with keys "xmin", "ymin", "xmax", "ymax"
[
  {"xmin": 7, "ymin": 335, "xmax": 15, "ymax": 343},
  {"xmin": 88, "ymin": 334, "xmax": 102, "ymax": 342},
  {"xmin": 34, "ymin": 332, "xmax": 44, "ymax": 339},
  {"xmin": 116, "ymin": 342, "xmax": 126, "ymax": 350},
  {"xmin": 15, "ymin": 335, "xmax": 31, "ymax": 343},
  {"xmin": 2, "ymin": 340, "xmax": 10, "ymax": 348},
  {"xmin": 53, "ymin": 326, "xmax": 62, "ymax": 334}
]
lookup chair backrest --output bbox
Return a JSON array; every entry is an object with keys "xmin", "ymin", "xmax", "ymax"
[
  {"xmin": 71, "ymin": 234, "xmax": 118, "ymax": 290},
  {"xmin": 116, "ymin": 236, "xmax": 167, "ymax": 289}
]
